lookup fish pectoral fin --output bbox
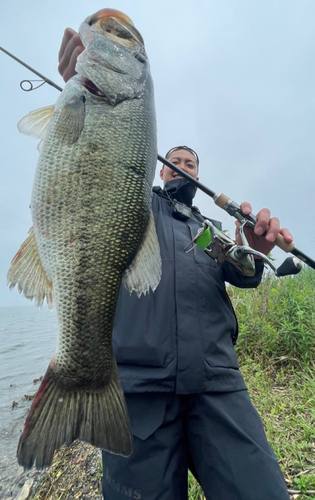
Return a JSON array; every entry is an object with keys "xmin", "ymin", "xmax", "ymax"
[
  {"xmin": 7, "ymin": 227, "xmax": 54, "ymax": 309},
  {"xmin": 122, "ymin": 210, "xmax": 162, "ymax": 297},
  {"xmin": 55, "ymin": 95, "xmax": 86, "ymax": 145},
  {"xmin": 18, "ymin": 105, "xmax": 55, "ymax": 141}
]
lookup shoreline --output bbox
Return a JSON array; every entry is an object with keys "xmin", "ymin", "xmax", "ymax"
[
  {"xmin": 13, "ymin": 440, "xmax": 302, "ymax": 500},
  {"xmin": 13, "ymin": 442, "xmax": 102, "ymax": 500}
]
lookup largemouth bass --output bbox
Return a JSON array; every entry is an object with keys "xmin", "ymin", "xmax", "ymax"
[{"xmin": 7, "ymin": 8, "xmax": 161, "ymax": 469}]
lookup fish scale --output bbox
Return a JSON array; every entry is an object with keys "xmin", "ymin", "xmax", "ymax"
[{"xmin": 7, "ymin": 8, "xmax": 161, "ymax": 469}]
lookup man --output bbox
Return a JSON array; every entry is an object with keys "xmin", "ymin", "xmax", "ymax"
[{"xmin": 59, "ymin": 28, "xmax": 293, "ymax": 500}]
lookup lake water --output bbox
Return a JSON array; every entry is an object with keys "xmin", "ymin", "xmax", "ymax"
[{"xmin": 0, "ymin": 306, "xmax": 57, "ymax": 498}]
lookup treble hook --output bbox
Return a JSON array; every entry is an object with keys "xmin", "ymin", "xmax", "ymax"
[{"xmin": 20, "ymin": 79, "xmax": 46, "ymax": 92}]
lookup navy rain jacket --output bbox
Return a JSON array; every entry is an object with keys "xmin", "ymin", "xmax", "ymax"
[{"xmin": 113, "ymin": 185, "xmax": 264, "ymax": 394}]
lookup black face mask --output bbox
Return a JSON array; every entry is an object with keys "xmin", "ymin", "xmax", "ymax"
[{"xmin": 164, "ymin": 178, "xmax": 197, "ymax": 207}]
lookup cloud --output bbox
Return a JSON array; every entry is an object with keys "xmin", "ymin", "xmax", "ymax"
[{"xmin": 1, "ymin": 0, "xmax": 314, "ymax": 306}]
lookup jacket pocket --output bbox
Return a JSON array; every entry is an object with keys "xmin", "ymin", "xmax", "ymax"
[
  {"xmin": 113, "ymin": 259, "xmax": 176, "ymax": 368},
  {"xmin": 125, "ymin": 393, "xmax": 168, "ymax": 440},
  {"xmin": 196, "ymin": 264, "xmax": 240, "ymax": 369}
]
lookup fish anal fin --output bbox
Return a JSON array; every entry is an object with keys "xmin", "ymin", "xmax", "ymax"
[
  {"xmin": 7, "ymin": 227, "xmax": 53, "ymax": 308},
  {"xmin": 122, "ymin": 211, "xmax": 162, "ymax": 297}
]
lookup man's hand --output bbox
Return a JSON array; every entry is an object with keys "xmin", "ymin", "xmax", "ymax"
[
  {"xmin": 58, "ymin": 28, "xmax": 84, "ymax": 82},
  {"xmin": 235, "ymin": 202, "xmax": 293, "ymax": 256}
]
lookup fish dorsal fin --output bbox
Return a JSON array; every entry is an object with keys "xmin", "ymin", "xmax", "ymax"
[
  {"xmin": 122, "ymin": 211, "xmax": 162, "ymax": 297},
  {"xmin": 7, "ymin": 227, "xmax": 54, "ymax": 308},
  {"xmin": 17, "ymin": 105, "xmax": 55, "ymax": 140}
]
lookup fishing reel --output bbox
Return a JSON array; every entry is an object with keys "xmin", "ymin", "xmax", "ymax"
[{"xmin": 185, "ymin": 219, "xmax": 302, "ymax": 277}]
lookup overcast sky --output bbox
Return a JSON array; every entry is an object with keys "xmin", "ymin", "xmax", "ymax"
[{"xmin": 1, "ymin": 0, "xmax": 314, "ymax": 307}]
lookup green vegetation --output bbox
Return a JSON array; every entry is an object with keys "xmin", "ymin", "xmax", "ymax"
[
  {"xmin": 188, "ymin": 266, "xmax": 315, "ymax": 499},
  {"xmin": 29, "ymin": 267, "xmax": 315, "ymax": 499}
]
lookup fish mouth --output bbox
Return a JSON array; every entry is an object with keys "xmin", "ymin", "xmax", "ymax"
[
  {"xmin": 74, "ymin": 76, "xmax": 110, "ymax": 99},
  {"xmin": 85, "ymin": 9, "xmax": 145, "ymax": 50}
]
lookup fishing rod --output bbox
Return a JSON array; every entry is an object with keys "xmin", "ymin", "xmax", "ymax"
[
  {"xmin": 0, "ymin": 47, "xmax": 63, "ymax": 92},
  {"xmin": 157, "ymin": 155, "xmax": 315, "ymax": 271},
  {"xmin": 2, "ymin": 47, "xmax": 315, "ymax": 273}
]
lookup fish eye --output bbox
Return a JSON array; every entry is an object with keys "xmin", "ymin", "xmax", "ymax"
[{"xmin": 135, "ymin": 53, "xmax": 146, "ymax": 63}]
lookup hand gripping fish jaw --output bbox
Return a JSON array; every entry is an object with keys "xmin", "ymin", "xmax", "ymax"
[{"xmin": 185, "ymin": 220, "xmax": 302, "ymax": 278}]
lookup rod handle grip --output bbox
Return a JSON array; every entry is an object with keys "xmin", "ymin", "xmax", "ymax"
[
  {"xmin": 214, "ymin": 193, "xmax": 295, "ymax": 253},
  {"xmin": 275, "ymin": 233, "xmax": 295, "ymax": 253}
]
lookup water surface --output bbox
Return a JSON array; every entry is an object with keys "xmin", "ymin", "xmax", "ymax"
[{"xmin": 0, "ymin": 306, "xmax": 57, "ymax": 498}]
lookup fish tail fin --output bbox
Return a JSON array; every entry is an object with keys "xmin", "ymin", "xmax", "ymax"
[{"xmin": 17, "ymin": 362, "xmax": 132, "ymax": 469}]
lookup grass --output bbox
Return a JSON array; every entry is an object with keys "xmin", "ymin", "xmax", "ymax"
[
  {"xmin": 187, "ymin": 363, "xmax": 314, "ymax": 499},
  {"xmin": 29, "ymin": 267, "xmax": 315, "ymax": 499},
  {"xmin": 187, "ymin": 362, "xmax": 315, "ymax": 499},
  {"xmin": 240, "ymin": 362, "xmax": 314, "ymax": 499},
  {"xmin": 188, "ymin": 267, "xmax": 315, "ymax": 499}
]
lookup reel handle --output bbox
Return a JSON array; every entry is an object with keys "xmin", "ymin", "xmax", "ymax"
[{"xmin": 276, "ymin": 257, "xmax": 302, "ymax": 277}]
